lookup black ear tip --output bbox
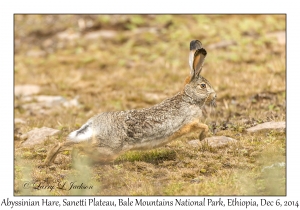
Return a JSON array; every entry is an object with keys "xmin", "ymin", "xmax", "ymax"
[
  {"xmin": 190, "ymin": 40, "xmax": 202, "ymax": 50},
  {"xmin": 195, "ymin": 48, "xmax": 207, "ymax": 56}
]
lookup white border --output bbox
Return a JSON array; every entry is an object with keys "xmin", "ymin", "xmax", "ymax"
[{"xmin": 2, "ymin": 0, "xmax": 298, "ymax": 209}]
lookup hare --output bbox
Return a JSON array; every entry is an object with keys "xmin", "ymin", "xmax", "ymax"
[{"xmin": 43, "ymin": 40, "xmax": 217, "ymax": 166}]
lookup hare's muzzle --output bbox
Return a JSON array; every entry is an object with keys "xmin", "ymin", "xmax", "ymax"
[{"xmin": 209, "ymin": 92, "xmax": 217, "ymax": 107}]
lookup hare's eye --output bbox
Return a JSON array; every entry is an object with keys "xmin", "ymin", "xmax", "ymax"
[{"xmin": 200, "ymin": 83, "xmax": 206, "ymax": 89}]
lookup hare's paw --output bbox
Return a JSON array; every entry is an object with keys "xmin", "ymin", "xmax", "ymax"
[
  {"xmin": 43, "ymin": 143, "xmax": 63, "ymax": 166},
  {"xmin": 199, "ymin": 130, "xmax": 207, "ymax": 141},
  {"xmin": 198, "ymin": 123, "xmax": 209, "ymax": 141}
]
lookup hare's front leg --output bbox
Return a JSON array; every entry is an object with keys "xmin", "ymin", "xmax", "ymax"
[
  {"xmin": 168, "ymin": 119, "xmax": 209, "ymax": 141},
  {"xmin": 184, "ymin": 120, "xmax": 209, "ymax": 141}
]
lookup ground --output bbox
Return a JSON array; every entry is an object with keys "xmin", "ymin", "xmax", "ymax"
[{"xmin": 14, "ymin": 14, "xmax": 286, "ymax": 195}]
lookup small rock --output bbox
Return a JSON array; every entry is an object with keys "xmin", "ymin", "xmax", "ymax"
[
  {"xmin": 15, "ymin": 85, "xmax": 40, "ymax": 97},
  {"xmin": 21, "ymin": 127, "xmax": 61, "ymax": 147},
  {"xmin": 26, "ymin": 49, "xmax": 46, "ymax": 58},
  {"xmin": 15, "ymin": 118, "xmax": 26, "ymax": 124},
  {"xmin": 131, "ymin": 27, "xmax": 158, "ymax": 35},
  {"xmin": 20, "ymin": 133, "xmax": 28, "ymax": 140},
  {"xmin": 189, "ymin": 136, "xmax": 237, "ymax": 148},
  {"xmin": 84, "ymin": 30, "xmax": 117, "ymax": 40},
  {"xmin": 203, "ymin": 136, "xmax": 237, "ymax": 148},
  {"xmin": 20, "ymin": 95, "xmax": 80, "ymax": 114},
  {"xmin": 21, "ymin": 95, "xmax": 66, "ymax": 111},
  {"xmin": 63, "ymin": 96, "xmax": 80, "ymax": 108},
  {"xmin": 31, "ymin": 95, "xmax": 66, "ymax": 105},
  {"xmin": 266, "ymin": 31, "xmax": 285, "ymax": 45},
  {"xmin": 188, "ymin": 140, "xmax": 201, "ymax": 147},
  {"xmin": 56, "ymin": 30, "xmax": 80, "ymax": 41},
  {"xmin": 21, "ymin": 103, "xmax": 45, "ymax": 112},
  {"xmin": 246, "ymin": 121, "xmax": 285, "ymax": 133}
]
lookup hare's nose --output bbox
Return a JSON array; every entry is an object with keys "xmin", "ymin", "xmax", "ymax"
[{"xmin": 211, "ymin": 92, "xmax": 217, "ymax": 99}]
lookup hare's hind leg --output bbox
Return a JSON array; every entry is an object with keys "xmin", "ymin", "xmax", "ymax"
[
  {"xmin": 43, "ymin": 141, "xmax": 77, "ymax": 166},
  {"xmin": 169, "ymin": 119, "xmax": 209, "ymax": 142},
  {"xmin": 43, "ymin": 143, "xmax": 62, "ymax": 166}
]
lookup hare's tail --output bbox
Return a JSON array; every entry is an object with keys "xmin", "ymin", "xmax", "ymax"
[{"xmin": 67, "ymin": 121, "xmax": 93, "ymax": 142}]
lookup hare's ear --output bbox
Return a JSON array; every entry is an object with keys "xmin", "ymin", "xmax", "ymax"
[
  {"xmin": 193, "ymin": 48, "xmax": 207, "ymax": 76},
  {"xmin": 189, "ymin": 40, "xmax": 207, "ymax": 79},
  {"xmin": 189, "ymin": 40, "xmax": 202, "ymax": 71}
]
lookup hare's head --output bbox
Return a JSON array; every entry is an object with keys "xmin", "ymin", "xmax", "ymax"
[{"xmin": 183, "ymin": 40, "xmax": 217, "ymax": 107}]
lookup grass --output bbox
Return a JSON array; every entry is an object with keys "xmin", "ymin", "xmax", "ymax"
[{"xmin": 14, "ymin": 14, "xmax": 286, "ymax": 195}]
